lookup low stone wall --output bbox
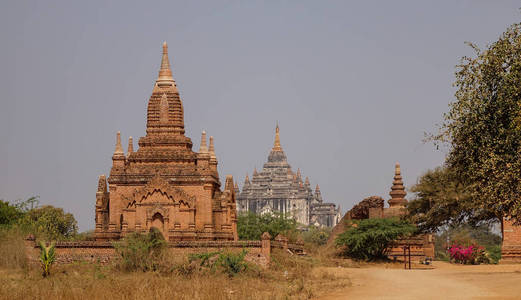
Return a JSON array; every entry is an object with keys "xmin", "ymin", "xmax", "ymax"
[{"xmin": 24, "ymin": 234, "xmax": 302, "ymax": 266}]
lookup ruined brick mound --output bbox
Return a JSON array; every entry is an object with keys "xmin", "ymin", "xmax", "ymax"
[
  {"xmin": 326, "ymin": 196, "xmax": 384, "ymax": 246},
  {"xmin": 350, "ymin": 196, "xmax": 385, "ymax": 220}
]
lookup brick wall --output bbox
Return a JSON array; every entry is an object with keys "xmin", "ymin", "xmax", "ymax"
[
  {"xmin": 502, "ymin": 218, "xmax": 521, "ymax": 263},
  {"xmin": 23, "ymin": 235, "xmax": 299, "ymax": 266}
]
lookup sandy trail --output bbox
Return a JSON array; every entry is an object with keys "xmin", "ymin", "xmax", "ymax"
[{"xmin": 317, "ymin": 262, "xmax": 521, "ymax": 300}]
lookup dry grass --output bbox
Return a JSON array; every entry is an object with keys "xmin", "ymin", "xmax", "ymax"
[
  {"xmin": 0, "ymin": 257, "xmax": 351, "ymax": 300},
  {"xmin": 0, "ymin": 232, "xmax": 352, "ymax": 300},
  {"xmin": 0, "ymin": 228, "xmax": 27, "ymax": 270}
]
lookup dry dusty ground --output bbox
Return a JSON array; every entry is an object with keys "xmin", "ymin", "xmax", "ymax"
[{"xmin": 317, "ymin": 261, "xmax": 521, "ymax": 300}]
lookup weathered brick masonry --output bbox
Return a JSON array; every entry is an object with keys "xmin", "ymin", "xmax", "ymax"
[
  {"xmin": 24, "ymin": 235, "xmax": 303, "ymax": 266},
  {"xmin": 502, "ymin": 218, "xmax": 521, "ymax": 263}
]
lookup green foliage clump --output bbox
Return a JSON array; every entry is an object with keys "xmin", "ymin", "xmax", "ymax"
[
  {"xmin": 187, "ymin": 249, "xmax": 249, "ymax": 277},
  {"xmin": 18, "ymin": 205, "xmax": 78, "ymax": 240},
  {"xmin": 38, "ymin": 240, "xmax": 56, "ymax": 277},
  {"xmin": 487, "ymin": 244, "xmax": 502, "ymax": 264},
  {"xmin": 217, "ymin": 250, "xmax": 248, "ymax": 277},
  {"xmin": 0, "ymin": 200, "xmax": 25, "ymax": 227},
  {"xmin": 0, "ymin": 197, "xmax": 39, "ymax": 228},
  {"xmin": 302, "ymin": 226, "xmax": 331, "ymax": 246},
  {"xmin": 335, "ymin": 218, "xmax": 416, "ymax": 261},
  {"xmin": 188, "ymin": 251, "xmax": 221, "ymax": 267},
  {"xmin": 237, "ymin": 212, "xmax": 297, "ymax": 240},
  {"xmin": 113, "ymin": 228, "xmax": 166, "ymax": 272}
]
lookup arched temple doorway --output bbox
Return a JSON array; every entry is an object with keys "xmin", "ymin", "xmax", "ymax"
[{"xmin": 151, "ymin": 212, "xmax": 165, "ymax": 236}]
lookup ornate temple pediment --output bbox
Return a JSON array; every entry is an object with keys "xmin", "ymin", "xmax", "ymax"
[{"xmin": 125, "ymin": 174, "xmax": 195, "ymax": 208}]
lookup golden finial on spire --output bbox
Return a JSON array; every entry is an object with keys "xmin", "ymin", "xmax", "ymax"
[
  {"xmin": 272, "ymin": 123, "xmax": 283, "ymax": 151},
  {"xmin": 156, "ymin": 41, "xmax": 178, "ymax": 92}
]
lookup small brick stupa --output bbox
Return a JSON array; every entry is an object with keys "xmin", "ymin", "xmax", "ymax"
[
  {"xmin": 94, "ymin": 42, "xmax": 238, "ymax": 241},
  {"xmin": 386, "ymin": 162, "xmax": 408, "ymax": 216}
]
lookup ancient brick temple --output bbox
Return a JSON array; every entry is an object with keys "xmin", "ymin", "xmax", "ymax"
[
  {"xmin": 236, "ymin": 125, "xmax": 341, "ymax": 227},
  {"xmin": 95, "ymin": 42, "xmax": 238, "ymax": 241}
]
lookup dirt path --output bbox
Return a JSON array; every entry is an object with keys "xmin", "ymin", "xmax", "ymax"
[{"xmin": 316, "ymin": 262, "xmax": 521, "ymax": 300}]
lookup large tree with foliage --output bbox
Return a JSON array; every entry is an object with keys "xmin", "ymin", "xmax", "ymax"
[
  {"xmin": 18, "ymin": 205, "xmax": 78, "ymax": 239},
  {"xmin": 407, "ymin": 167, "xmax": 498, "ymax": 232},
  {"xmin": 434, "ymin": 22, "xmax": 521, "ymax": 222}
]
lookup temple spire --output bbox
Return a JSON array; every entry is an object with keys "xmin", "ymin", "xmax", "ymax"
[
  {"xmin": 199, "ymin": 131, "xmax": 208, "ymax": 153},
  {"xmin": 114, "ymin": 131, "xmax": 124, "ymax": 155},
  {"xmin": 127, "ymin": 136, "xmax": 134, "ymax": 156},
  {"xmin": 388, "ymin": 162, "xmax": 407, "ymax": 207},
  {"xmin": 272, "ymin": 123, "xmax": 283, "ymax": 152},
  {"xmin": 209, "ymin": 136, "xmax": 217, "ymax": 161},
  {"xmin": 155, "ymin": 41, "xmax": 178, "ymax": 92}
]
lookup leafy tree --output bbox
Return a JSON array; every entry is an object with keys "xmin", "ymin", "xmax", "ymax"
[
  {"xmin": 0, "ymin": 196, "xmax": 39, "ymax": 227},
  {"xmin": 0, "ymin": 200, "xmax": 24, "ymax": 226},
  {"xmin": 237, "ymin": 212, "xmax": 297, "ymax": 240},
  {"xmin": 18, "ymin": 205, "xmax": 78, "ymax": 240},
  {"xmin": 433, "ymin": 22, "xmax": 521, "ymax": 222},
  {"xmin": 335, "ymin": 218, "xmax": 416, "ymax": 261},
  {"xmin": 407, "ymin": 167, "xmax": 497, "ymax": 232}
]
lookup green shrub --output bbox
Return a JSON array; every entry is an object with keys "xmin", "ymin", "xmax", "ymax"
[
  {"xmin": 486, "ymin": 244, "xmax": 502, "ymax": 264},
  {"xmin": 113, "ymin": 229, "xmax": 166, "ymax": 272},
  {"xmin": 302, "ymin": 226, "xmax": 331, "ymax": 246},
  {"xmin": 38, "ymin": 240, "xmax": 56, "ymax": 277},
  {"xmin": 335, "ymin": 218, "xmax": 416, "ymax": 261},
  {"xmin": 187, "ymin": 249, "xmax": 249, "ymax": 277},
  {"xmin": 237, "ymin": 212, "xmax": 297, "ymax": 240},
  {"xmin": 188, "ymin": 251, "xmax": 220, "ymax": 267},
  {"xmin": 217, "ymin": 249, "xmax": 248, "ymax": 277}
]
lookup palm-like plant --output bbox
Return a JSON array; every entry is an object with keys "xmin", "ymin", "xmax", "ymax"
[{"xmin": 38, "ymin": 240, "xmax": 56, "ymax": 277}]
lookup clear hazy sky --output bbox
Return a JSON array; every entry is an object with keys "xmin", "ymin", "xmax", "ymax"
[{"xmin": 1, "ymin": 1, "xmax": 520, "ymax": 231}]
